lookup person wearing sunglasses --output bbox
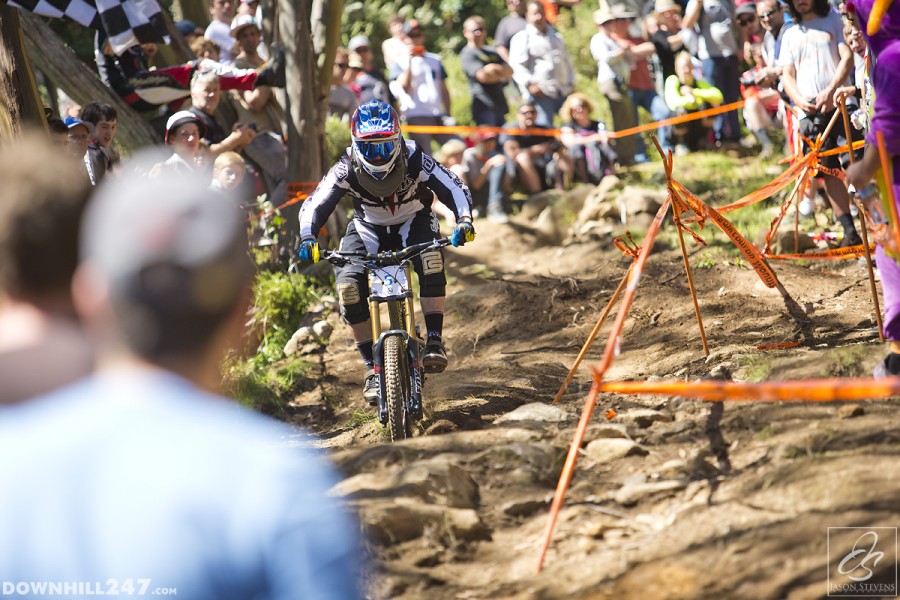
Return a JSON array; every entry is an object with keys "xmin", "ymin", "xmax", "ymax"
[
  {"xmin": 328, "ymin": 46, "xmax": 359, "ymax": 120},
  {"xmin": 754, "ymin": 0, "xmax": 790, "ymax": 89},
  {"xmin": 461, "ymin": 15, "xmax": 514, "ymax": 127},
  {"xmin": 297, "ymin": 101, "xmax": 475, "ymax": 403}
]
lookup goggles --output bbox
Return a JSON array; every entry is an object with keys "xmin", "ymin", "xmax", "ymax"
[{"xmin": 357, "ymin": 139, "xmax": 396, "ymax": 164}]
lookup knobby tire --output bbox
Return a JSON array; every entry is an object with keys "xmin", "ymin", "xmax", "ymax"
[{"xmin": 384, "ymin": 335, "xmax": 412, "ymax": 441}]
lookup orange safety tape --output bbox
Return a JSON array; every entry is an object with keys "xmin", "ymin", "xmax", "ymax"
[
  {"xmin": 755, "ymin": 341, "xmax": 801, "ymax": 351},
  {"xmin": 763, "ymin": 243, "xmax": 876, "ymax": 261},
  {"xmin": 253, "ymin": 192, "xmax": 309, "ymax": 222},
  {"xmin": 670, "ymin": 180, "xmax": 780, "ymax": 288},
  {"xmin": 402, "ymin": 101, "xmax": 745, "ymax": 140},
  {"xmin": 598, "ymin": 377, "xmax": 900, "ymax": 402},
  {"xmin": 816, "ymin": 164, "xmax": 846, "ymax": 180},
  {"xmin": 818, "ymin": 138, "xmax": 865, "ymax": 158},
  {"xmin": 613, "ymin": 231, "xmax": 642, "ymax": 259},
  {"xmin": 286, "ymin": 181, "xmax": 319, "ymax": 196}
]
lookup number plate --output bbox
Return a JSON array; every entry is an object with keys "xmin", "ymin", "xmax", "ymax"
[{"xmin": 369, "ymin": 266, "xmax": 409, "ymax": 298}]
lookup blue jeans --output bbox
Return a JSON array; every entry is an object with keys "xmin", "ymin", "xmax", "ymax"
[
  {"xmin": 472, "ymin": 105, "xmax": 508, "ymax": 128},
  {"xmin": 629, "ymin": 88, "xmax": 671, "ymax": 153},
  {"xmin": 701, "ymin": 56, "xmax": 741, "ymax": 143},
  {"xmin": 531, "ymin": 93, "xmax": 566, "ymax": 126}
]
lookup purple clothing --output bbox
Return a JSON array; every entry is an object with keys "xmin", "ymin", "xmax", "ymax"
[{"xmin": 847, "ymin": 0, "xmax": 900, "ymax": 339}]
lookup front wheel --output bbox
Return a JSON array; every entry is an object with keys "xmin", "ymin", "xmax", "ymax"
[{"xmin": 383, "ymin": 335, "xmax": 412, "ymax": 441}]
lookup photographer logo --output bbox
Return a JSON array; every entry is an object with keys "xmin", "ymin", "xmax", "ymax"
[{"xmin": 828, "ymin": 527, "xmax": 897, "ymax": 597}]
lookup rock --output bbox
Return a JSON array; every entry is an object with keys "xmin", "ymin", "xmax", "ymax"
[
  {"xmin": 614, "ymin": 480, "xmax": 687, "ymax": 506},
  {"xmin": 312, "ymin": 320, "xmax": 333, "ymax": 339},
  {"xmin": 360, "ymin": 498, "xmax": 491, "ymax": 545},
  {"xmin": 534, "ymin": 205, "xmax": 567, "ymax": 247},
  {"xmin": 585, "ymin": 439, "xmax": 649, "ymax": 463},
  {"xmin": 572, "ymin": 423, "xmax": 631, "ymax": 443},
  {"xmin": 773, "ymin": 229, "xmax": 817, "ymax": 254},
  {"xmin": 617, "ymin": 409, "xmax": 672, "ymax": 429},
  {"xmin": 494, "ymin": 402, "xmax": 570, "ymax": 424},
  {"xmin": 299, "ymin": 342, "xmax": 320, "ymax": 355},
  {"xmin": 284, "ymin": 326, "xmax": 313, "ymax": 356},
  {"xmin": 837, "ymin": 403, "xmax": 865, "ymax": 419},
  {"xmin": 480, "ymin": 442, "xmax": 563, "ymax": 486},
  {"xmin": 620, "ymin": 186, "xmax": 666, "ymax": 216},
  {"xmin": 320, "ymin": 294, "xmax": 338, "ymax": 310},
  {"xmin": 331, "ymin": 459, "xmax": 479, "ymax": 509},
  {"xmin": 502, "ymin": 497, "xmax": 549, "ymax": 517},
  {"xmin": 520, "ymin": 190, "xmax": 557, "ymax": 219}
]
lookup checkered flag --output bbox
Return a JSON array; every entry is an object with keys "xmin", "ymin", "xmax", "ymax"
[{"xmin": 2, "ymin": 0, "xmax": 169, "ymax": 55}]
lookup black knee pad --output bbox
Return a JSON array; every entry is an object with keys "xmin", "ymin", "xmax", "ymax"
[
  {"xmin": 336, "ymin": 280, "xmax": 369, "ymax": 325},
  {"xmin": 415, "ymin": 249, "xmax": 446, "ymax": 297}
]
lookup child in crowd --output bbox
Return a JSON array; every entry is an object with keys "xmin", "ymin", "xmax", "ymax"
[
  {"xmin": 211, "ymin": 151, "xmax": 247, "ymax": 192},
  {"xmin": 664, "ymin": 52, "xmax": 723, "ymax": 151}
]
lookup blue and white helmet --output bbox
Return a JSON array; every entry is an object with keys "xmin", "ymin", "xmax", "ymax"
[{"xmin": 350, "ymin": 100, "xmax": 403, "ymax": 181}]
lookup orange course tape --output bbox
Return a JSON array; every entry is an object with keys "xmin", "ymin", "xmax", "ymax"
[
  {"xmin": 764, "ymin": 243, "xmax": 876, "ymax": 261},
  {"xmin": 599, "ymin": 377, "xmax": 900, "ymax": 402}
]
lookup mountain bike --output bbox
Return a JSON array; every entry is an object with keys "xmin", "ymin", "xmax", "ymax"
[{"xmin": 322, "ymin": 237, "xmax": 451, "ymax": 441}]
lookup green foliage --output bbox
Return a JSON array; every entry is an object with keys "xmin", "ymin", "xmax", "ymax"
[
  {"xmin": 444, "ymin": 53, "xmax": 473, "ymax": 127},
  {"xmin": 325, "ymin": 114, "xmax": 352, "ymax": 164},
  {"xmin": 225, "ymin": 270, "xmax": 320, "ymax": 411}
]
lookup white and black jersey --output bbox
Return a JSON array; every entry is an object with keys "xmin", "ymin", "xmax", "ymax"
[{"xmin": 299, "ymin": 140, "xmax": 472, "ymax": 240}]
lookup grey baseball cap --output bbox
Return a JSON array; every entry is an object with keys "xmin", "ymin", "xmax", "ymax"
[{"xmin": 81, "ymin": 149, "xmax": 253, "ymax": 316}]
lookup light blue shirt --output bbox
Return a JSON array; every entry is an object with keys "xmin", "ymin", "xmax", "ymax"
[{"xmin": 0, "ymin": 371, "xmax": 360, "ymax": 599}]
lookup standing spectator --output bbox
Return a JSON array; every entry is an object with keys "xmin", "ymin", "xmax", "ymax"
[
  {"xmin": 0, "ymin": 156, "xmax": 362, "ymax": 598},
  {"xmin": 329, "ymin": 47, "xmax": 360, "ymax": 119},
  {"xmin": 389, "ymin": 20, "xmax": 455, "ymax": 154},
  {"xmin": 348, "ymin": 35, "xmax": 390, "ymax": 104},
  {"xmin": 176, "ymin": 19, "xmax": 205, "ymax": 46},
  {"xmin": 205, "ymin": 0, "xmax": 236, "ymax": 64},
  {"xmin": 591, "ymin": 5, "xmax": 640, "ymax": 164},
  {"xmin": 665, "ymin": 52, "xmax": 724, "ymax": 150},
  {"xmin": 189, "ymin": 70, "xmax": 257, "ymax": 158},
  {"xmin": 0, "ymin": 134, "xmax": 93, "ymax": 405},
  {"xmin": 80, "ymin": 102, "xmax": 118, "ymax": 184},
  {"xmin": 623, "ymin": 23, "xmax": 671, "ymax": 159},
  {"xmin": 64, "ymin": 117, "xmax": 95, "ymax": 184},
  {"xmin": 461, "ymin": 16, "xmax": 514, "ymax": 127},
  {"xmin": 500, "ymin": 101, "xmax": 573, "ymax": 193},
  {"xmin": 755, "ymin": 0, "xmax": 790, "ymax": 83},
  {"xmin": 230, "ymin": 16, "xmax": 284, "ymax": 136},
  {"xmin": 778, "ymin": 0, "xmax": 862, "ymax": 246},
  {"xmin": 736, "ymin": 2, "xmax": 763, "ymax": 59},
  {"xmin": 494, "ymin": 0, "xmax": 528, "ymax": 63},
  {"xmin": 650, "ymin": 0, "xmax": 688, "ymax": 83},
  {"xmin": 47, "ymin": 118, "xmax": 69, "ymax": 147},
  {"xmin": 382, "ymin": 14, "xmax": 409, "ymax": 72},
  {"xmin": 682, "ymin": 0, "xmax": 742, "ymax": 146},
  {"xmin": 559, "ymin": 93, "xmax": 618, "ymax": 183},
  {"xmin": 508, "ymin": 1, "xmax": 576, "ymax": 125},
  {"xmin": 463, "ymin": 132, "xmax": 510, "ymax": 222}
]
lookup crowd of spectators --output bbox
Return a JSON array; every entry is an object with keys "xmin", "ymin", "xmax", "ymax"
[{"xmin": 63, "ymin": 0, "xmax": 871, "ymax": 231}]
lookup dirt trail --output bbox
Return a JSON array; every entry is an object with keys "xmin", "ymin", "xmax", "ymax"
[{"xmin": 289, "ymin": 188, "xmax": 900, "ymax": 600}]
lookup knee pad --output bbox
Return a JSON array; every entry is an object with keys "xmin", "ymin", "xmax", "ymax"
[
  {"xmin": 337, "ymin": 281, "xmax": 369, "ymax": 325},
  {"xmin": 415, "ymin": 250, "xmax": 446, "ymax": 297}
]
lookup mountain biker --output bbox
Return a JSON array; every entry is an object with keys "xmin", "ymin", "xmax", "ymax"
[{"xmin": 297, "ymin": 100, "xmax": 475, "ymax": 403}]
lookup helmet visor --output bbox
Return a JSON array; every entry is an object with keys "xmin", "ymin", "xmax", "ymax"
[{"xmin": 357, "ymin": 139, "xmax": 396, "ymax": 165}]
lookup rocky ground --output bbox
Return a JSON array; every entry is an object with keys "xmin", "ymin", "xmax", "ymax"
[{"xmin": 283, "ymin": 169, "xmax": 900, "ymax": 599}]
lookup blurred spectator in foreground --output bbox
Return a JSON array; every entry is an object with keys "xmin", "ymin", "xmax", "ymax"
[
  {"xmin": 461, "ymin": 16, "xmax": 513, "ymax": 127},
  {"xmin": 0, "ymin": 153, "xmax": 362, "ymax": 598},
  {"xmin": 494, "ymin": 0, "xmax": 527, "ymax": 63},
  {"xmin": 508, "ymin": 1, "xmax": 575, "ymax": 125},
  {"xmin": 329, "ymin": 47, "xmax": 360, "ymax": 119},
  {"xmin": 559, "ymin": 93, "xmax": 618, "ymax": 184},
  {"xmin": 665, "ymin": 52, "xmax": 724, "ymax": 151},
  {"xmin": 500, "ymin": 101, "xmax": 573, "ymax": 193},
  {"xmin": 389, "ymin": 20, "xmax": 456, "ymax": 153},
  {"xmin": 0, "ymin": 133, "xmax": 93, "ymax": 405},
  {"xmin": 80, "ymin": 102, "xmax": 119, "ymax": 184},
  {"xmin": 463, "ymin": 131, "xmax": 510, "ymax": 223}
]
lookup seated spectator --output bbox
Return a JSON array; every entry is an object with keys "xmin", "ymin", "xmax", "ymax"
[
  {"xmin": 329, "ymin": 47, "xmax": 359, "ymax": 119},
  {"xmin": 665, "ymin": 52, "xmax": 723, "ymax": 151},
  {"xmin": 500, "ymin": 101, "xmax": 573, "ymax": 193},
  {"xmin": 739, "ymin": 43, "xmax": 779, "ymax": 156},
  {"xmin": 155, "ymin": 110, "xmax": 207, "ymax": 174},
  {"xmin": 80, "ymin": 102, "xmax": 118, "ymax": 184},
  {"xmin": 559, "ymin": 93, "xmax": 618, "ymax": 184},
  {"xmin": 462, "ymin": 131, "xmax": 510, "ymax": 223}
]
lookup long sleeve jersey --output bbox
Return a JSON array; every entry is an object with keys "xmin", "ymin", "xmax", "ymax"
[{"xmin": 299, "ymin": 139, "xmax": 473, "ymax": 239}]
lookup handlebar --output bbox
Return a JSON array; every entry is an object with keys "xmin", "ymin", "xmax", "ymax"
[{"xmin": 321, "ymin": 237, "xmax": 451, "ymax": 267}]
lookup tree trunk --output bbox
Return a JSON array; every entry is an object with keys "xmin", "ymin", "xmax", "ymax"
[
  {"xmin": 20, "ymin": 12, "xmax": 160, "ymax": 152},
  {"xmin": 278, "ymin": 0, "xmax": 322, "ymax": 242},
  {"xmin": 0, "ymin": 6, "xmax": 46, "ymax": 138}
]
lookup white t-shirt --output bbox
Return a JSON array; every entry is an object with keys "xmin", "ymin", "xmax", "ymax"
[
  {"xmin": 389, "ymin": 53, "xmax": 447, "ymax": 118},
  {"xmin": 777, "ymin": 12, "xmax": 847, "ymax": 98},
  {"xmin": 590, "ymin": 32, "xmax": 631, "ymax": 85},
  {"xmin": 205, "ymin": 20, "xmax": 235, "ymax": 64}
]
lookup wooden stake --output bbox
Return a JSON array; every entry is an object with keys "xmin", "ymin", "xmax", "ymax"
[
  {"xmin": 551, "ymin": 265, "xmax": 632, "ymax": 404},
  {"xmin": 671, "ymin": 193, "xmax": 710, "ymax": 356}
]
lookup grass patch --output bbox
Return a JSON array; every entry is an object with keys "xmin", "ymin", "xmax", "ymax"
[
  {"xmin": 737, "ymin": 353, "xmax": 772, "ymax": 383},
  {"xmin": 827, "ymin": 345, "xmax": 871, "ymax": 377}
]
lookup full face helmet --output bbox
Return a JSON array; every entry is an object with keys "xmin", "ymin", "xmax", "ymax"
[{"xmin": 350, "ymin": 100, "xmax": 408, "ymax": 196}]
